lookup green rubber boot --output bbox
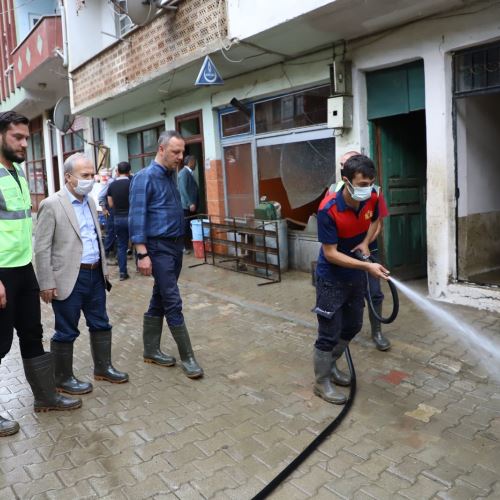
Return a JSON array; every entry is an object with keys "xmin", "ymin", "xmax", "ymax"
[
  {"xmin": 169, "ymin": 323, "xmax": 203, "ymax": 379},
  {"xmin": 143, "ymin": 315, "xmax": 176, "ymax": 366}
]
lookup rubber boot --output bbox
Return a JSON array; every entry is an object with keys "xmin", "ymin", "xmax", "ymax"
[
  {"xmin": 169, "ymin": 323, "xmax": 203, "ymax": 379},
  {"xmin": 313, "ymin": 348, "xmax": 347, "ymax": 405},
  {"xmin": 0, "ymin": 415, "xmax": 19, "ymax": 437},
  {"xmin": 369, "ymin": 304, "xmax": 391, "ymax": 351},
  {"xmin": 51, "ymin": 340, "xmax": 93, "ymax": 395},
  {"xmin": 331, "ymin": 339, "xmax": 351, "ymax": 386},
  {"xmin": 89, "ymin": 330, "xmax": 129, "ymax": 383},
  {"xmin": 22, "ymin": 353, "xmax": 82, "ymax": 412},
  {"xmin": 143, "ymin": 315, "xmax": 176, "ymax": 366}
]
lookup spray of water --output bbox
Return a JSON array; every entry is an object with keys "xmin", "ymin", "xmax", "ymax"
[{"xmin": 389, "ymin": 277, "xmax": 500, "ymax": 382}]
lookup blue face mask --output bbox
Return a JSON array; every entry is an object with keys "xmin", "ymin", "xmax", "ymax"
[{"xmin": 346, "ymin": 180, "xmax": 372, "ymax": 202}]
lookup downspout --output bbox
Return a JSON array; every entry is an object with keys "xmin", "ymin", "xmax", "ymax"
[{"xmin": 59, "ymin": 0, "xmax": 68, "ymax": 68}]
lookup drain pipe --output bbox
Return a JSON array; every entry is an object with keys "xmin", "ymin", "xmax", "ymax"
[{"xmin": 59, "ymin": 0, "xmax": 69, "ymax": 68}]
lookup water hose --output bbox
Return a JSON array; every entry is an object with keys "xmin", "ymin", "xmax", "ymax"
[
  {"xmin": 251, "ymin": 346, "xmax": 356, "ymax": 500},
  {"xmin": 352, "ymin": 249, "xmax": 399, "ymax": 324},
  {"xmin": 251, "ymin": 253, "xmax": 399, "ymax": 499}
]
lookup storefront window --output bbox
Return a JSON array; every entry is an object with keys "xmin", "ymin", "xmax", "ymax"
[
  {"xmin": 254, "ymin": 85, "xmax": 330, "ymax": 134},
  {"xmin": 127, "ymin": 125, "xmax": 165, "ymax": 172},
  {"xmin": 221, "ymin": 110, "xmax": 251, "ymax": 138},
  {"xmin": 62, "ymin": 130, "xmax": 85, "ymax": 159}
]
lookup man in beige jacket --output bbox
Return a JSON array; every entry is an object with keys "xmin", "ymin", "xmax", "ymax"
[{"xmin": 35, "ymin": 153, "xmax": 128, "ymax": 395}]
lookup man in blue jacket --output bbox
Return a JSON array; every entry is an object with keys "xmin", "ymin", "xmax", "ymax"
[{"xmin": 177, "ymin": 155, "xmax": 199, "ymax": 253}]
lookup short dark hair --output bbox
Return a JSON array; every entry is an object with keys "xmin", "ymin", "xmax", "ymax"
[
  {"xmin": 117, "ymin": 161, "xmax": 131, "ymax": 174},
  {"xmin": 342, "ymin": 154, "xmax": 375, "ymax": 182},
  {"xmin": 0, "ymin": 111, "xmax": 29, "ymax": 134},
  {"xmin": 184, "ymin": 155, "xmax": 196, "ymax": 166},
  {"xmin": 157, "ymin": 130, "xmax": 184, "ymax": 148}
]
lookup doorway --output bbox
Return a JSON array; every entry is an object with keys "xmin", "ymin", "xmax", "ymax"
[
  {"xmin": 175, "ymin": 110, "xmax": 206, "ymax": 214},
  {"xmin": 367, "ymin": 61, "xmax": 427, "ymax": 280}
]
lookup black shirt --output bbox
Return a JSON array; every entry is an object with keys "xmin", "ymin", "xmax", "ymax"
[
  {"xmin": 8, "ymin": 167, "xmax": 21, "ymax": 189},
  {"xmin": 107, "ymin": 177, "xmax": 131, "ymax": 216}
]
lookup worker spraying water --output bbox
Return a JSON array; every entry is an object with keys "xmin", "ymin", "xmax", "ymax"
[{"xmin": 312, "ymin": 154, "xmax": 391, "ymax": 405}]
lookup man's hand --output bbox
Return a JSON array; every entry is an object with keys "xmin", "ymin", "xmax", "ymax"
[
  {"xmin": 352, "ymin": 241, "xmax": 370, "ymax": 258},
  {"xmin": 367, "ymin": 263, "xmax": 390, "ymax": 280},
  {"xmin": 0, "ymin": 280, "xmax": 6, "ymax": 309},
  {"xmin": 40, "ymin": 289, "xmax": 58, "ymax": 304},
  {"xmin": 137, "ymin": 256, "xmax": 153, "ymax": 276},
  {"xmin": 102, "ymin": 207, "xmax": 109, "ymax": 217},
  {"xmin": 189, "ymin": 204, "xmax": 196, "ymax": 213}
]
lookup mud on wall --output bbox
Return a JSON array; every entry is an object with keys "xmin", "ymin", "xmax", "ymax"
[{"xmin": 458, "ymin": 211, "xmax": 500, "ymax": 279}]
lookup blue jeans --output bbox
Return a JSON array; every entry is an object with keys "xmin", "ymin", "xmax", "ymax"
[
  {"xmin": 314, "ymin": 276, "xmax": 366, "ymax": 352},
  {"xmin": 114, "ymin": 215, "xmax": 129, "ymax": 275},
  {"xmin": 146, "ymin": 237, "xmax": 184, "ymax": 327},
  {"xmin": 104, "ymin": 208, "xmax": 116, "ymax": 255},
  {"xmin": 52, "ymin": 268, "xmax": 111, "ymax": 343}
]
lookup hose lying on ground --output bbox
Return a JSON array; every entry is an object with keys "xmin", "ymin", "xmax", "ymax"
[{"xmin": 251, "ymin": 346, "xmax": 356, "ymax": 500}]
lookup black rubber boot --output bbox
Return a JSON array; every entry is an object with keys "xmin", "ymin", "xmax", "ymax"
[
  {"xmin": 0, "ymin": 415, "xmax": 19, "ymax": 437},
  {"xmin": 369, "ymin": 304, "xmax": 391, "ymax": 351},
  {"xmin": 143, "ymin": 315, "xmax": 176, "ymax": 367},
  {"xmin": 313, "ymin": 348, "xmax": 347, "ymax": 405},
  {"xmin": 22, "ymin": 353, "xmax": 82, "ymax": 412},
  {"xmin": 89, "ymin": 330, "xmax": 129, "ymax": 383},
  {"xmin": 169, "ymin": 323, "xmax": 203, "ymax": 379},
  {"xmin": 331, "ymin": 339, "xmax": 351, "ymax": 386},
  {"xmin": 51, "ymin": 340, "xmax": 93, "ymax": 395}
]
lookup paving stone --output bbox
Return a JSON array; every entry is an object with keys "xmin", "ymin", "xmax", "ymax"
[
  {"xmin": 122, "ymin": 474, "xmax": 171, "ymax": 499},
  {"xmin": 459, "ymin": 464, "xmax": 498, "ymax": 491},
  {"xmin": 57, "ymin": 459, "xmax": 107, "ymax": 487},
  {"xmin": 436, "ymin": 479, "xmax": 488, "ymax": 500},
  {"xmin": 45, "ymin": 480, "xmax": 97, "ymax": 500},
  {"xmin": 388, "ymin": 456, "xmax": 429, "ymax": 483},
  {"xmin": 398, "ymin": 475, "xmax": 446, "ymax": 499},
  {"xmin": 191, "ymin": 469, "xmax": 239, "ymax": 498},
  {"xmin": 13, "ymin": 472, "xmax": 64, "ymax": 498},
  {"xmin": 291, "ymin": 465, "xmax": 338, "ymax": 496},
  {"xmin": 352, "ymin": 454, "xmax": 394, "ymax": 481},
  {"xmin": 89, "ymin": 469, "xmax": 137, "ymax": 497}
]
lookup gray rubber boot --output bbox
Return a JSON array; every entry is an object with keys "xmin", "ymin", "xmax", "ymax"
[
  {"xmin": 331, "ymin": 339, "xmax": 351, "ymax": 386},
  {"xmin": 0, "ymin": 415, "xmax": 19, "ymax": 437},
  {"xmin": 143, "ymin": 315, "xmax": 176, "ymax": 366},
  {"xmin": 369, "ymin": 304, "xmax": 391, "ymax": 351},
  {"xmin": 313, "ymin": 348, "xmax": 347, "ymax": 405},
  {"xmin": 22, "ymin": 353, "xmax": 82, "ymax": 412},
  {"xmin": 169, "ymin": 323, "xmax": 203, "ymax": 379},
  {"xmin": 90, "ymin": 330, "xmax": 129, "ymax": 383},
  {"xmin": 51, "ymin": 340, "xmax": 93, "ymax": 395}
]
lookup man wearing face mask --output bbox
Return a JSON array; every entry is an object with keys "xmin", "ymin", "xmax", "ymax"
[
  {"xmin": 0, "ymin": 112, "xmax": 81, "ymax": 437},
  {"xmin": 331, "ymin": 151, "xmax": 392, "ymax": 351},
  {"xmin": 313, "ymin": 154, "xmax": 390, "ymax": 405},
  {"xmin": 35, "ymin": 152, "xmax": 128, "ymax": 396}
]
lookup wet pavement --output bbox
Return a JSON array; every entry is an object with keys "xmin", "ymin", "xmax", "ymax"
[{"xmin": 1, "ymin": 255, "xmax": 500, "ymax": 499}]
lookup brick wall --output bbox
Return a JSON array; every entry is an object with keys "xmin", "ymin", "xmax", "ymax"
[{"xmin": 72, "ymin": 0, "xmax": 226, "ymax": 111}]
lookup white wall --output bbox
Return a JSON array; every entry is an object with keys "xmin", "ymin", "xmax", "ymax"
[
  {"xmin": 335, "ymin": 0, "xmax": 500, "ymax": 309},
  {"xmin": 226, "ymin": 0, "xmax": 334, "ymax": 40},
  {"xmin": 14, "ymin": 0, "xmax": 59, "ymax": 44},
  {"xmin": 65, "ymin": 0, "xmax": 118, "ymax": 71}
]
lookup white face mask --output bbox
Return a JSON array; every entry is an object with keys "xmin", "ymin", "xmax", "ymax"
[
  {"xmin": 70, "ymin": 174, "xmax": 95, "ymax": 196},
  {"xmin": 347, "ymin": 180, "xmax": 372, "ymax": 202}
]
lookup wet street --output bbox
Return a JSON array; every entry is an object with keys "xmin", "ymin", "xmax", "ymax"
[{"xmin": 1, "ymin": 257, "xmax": 500, "ymax": 499}]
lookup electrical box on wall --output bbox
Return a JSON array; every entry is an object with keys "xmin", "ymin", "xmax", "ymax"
[
  {"xmin": 327, "ymin": 96, "xmax": 353, "ymax": 129},
  {"xmin": 331, "ymin": 61, "xmax": 352, "ymax": 95}
]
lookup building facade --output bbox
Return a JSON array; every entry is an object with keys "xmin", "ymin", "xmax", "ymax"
[{"xmin": 64, "ymin": 0, "xmax": 500, "ymax": 310}]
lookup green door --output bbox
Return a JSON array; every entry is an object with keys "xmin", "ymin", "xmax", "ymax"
[
  {"xmin": 367, "ymin": 60, "xmax": 427, "ymax": 280},
  {"xmin": 371, "ymin": 111, "xmax": 427, "ymax": 279}
]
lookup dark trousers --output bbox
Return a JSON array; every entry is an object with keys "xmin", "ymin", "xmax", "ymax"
[
  {"xmin": 366, "ymin": 273, "xmax": 384, "ymax": 307},
  {"xmin": 146, "ymin": 237, "xmax": 184, "ymax": 328},
  {"xmin": 0, "ymin": 264, "xmax": 44, "ymax": 360},
  {"xmin": 183, "ymin": 209, "xmax": 193, "ymax": 250},
  {"xmin": 114, "ymin": 215, "xmax": 129, "ymax": 275},
  {"xmin": 52, "ymin": 268, "xmax": 111, "ymax": 343},
  {"xmin": 104, "ymin": 209, "xmax": 116, "ymax": 256},
  {"xmin": 314, "ymin": 276, "xmax": 366, "ymax": 352}
]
